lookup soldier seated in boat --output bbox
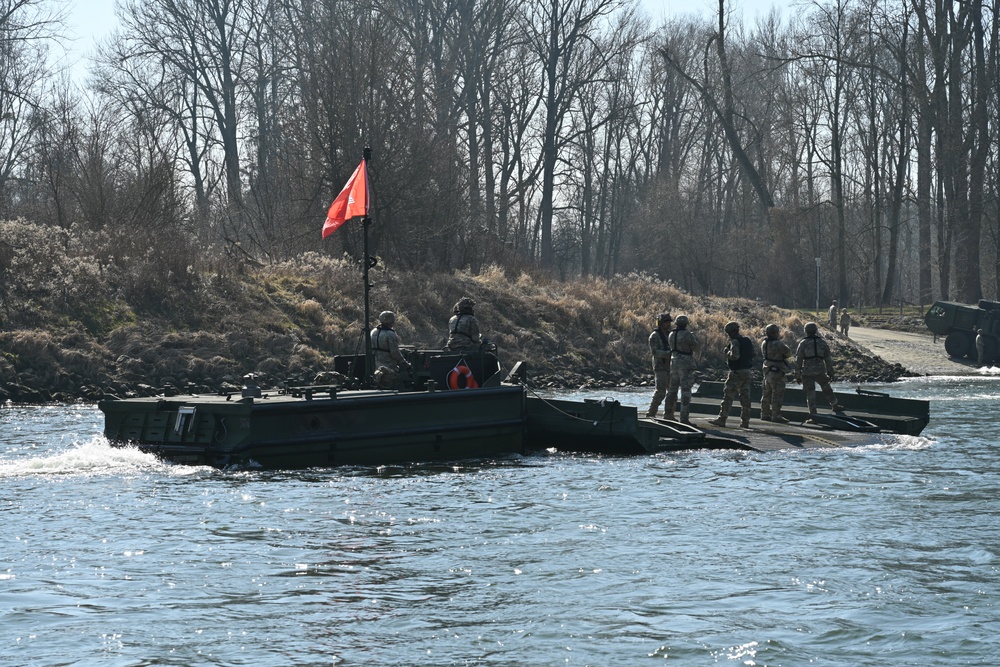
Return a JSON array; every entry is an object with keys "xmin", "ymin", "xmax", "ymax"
[
  {"xmin": 372, "ymin": 310, "xmax": 411, "ymax": 389},
  {"xmin": 446, "ymin": 297, "xmax": 482, "ymax": 353}
]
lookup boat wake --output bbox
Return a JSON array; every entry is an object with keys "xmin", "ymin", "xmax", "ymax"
[
  {"xmin": 851, "ymin": 434, "xmax": 936, "ymax": 452},
  {"xmin": 0, "ymin": 436, "xmax": 180, "ymax": 478}
]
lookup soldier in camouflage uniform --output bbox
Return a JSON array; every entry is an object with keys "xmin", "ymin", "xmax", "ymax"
[
  {"xmin": 759, "ymin": 323, "xmax": 792, "ymax": 423},
  {"xmin": 664, "ymin": 315, "xmax": 699, "ymax": 424},
  {"xmin": 371, "ymin": 311, "xmax": 411, "ymax": 388},
  {"xmin": 795, "ymin": 321, "xmax": 844, "ymax": 422},
  {"xmin": 446, "ymin": 297, "xmax": 482, "ymax": 352},
  {"xmin": 708, "ymin": 321, "xmax": 754, "ymax": 428},
  {"xmin": 645, "ymin": 313, "xmax": 673, "ymax": 419}
]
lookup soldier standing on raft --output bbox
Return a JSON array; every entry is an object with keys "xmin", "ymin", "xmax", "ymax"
[
  {"xmin": 760, "ymin": 324, "xmax": 792, "ymax": 423},
  {"xmin": 446, "ymin": 297, "xmax": 482, "ymax": 353},
  {"xmin": 664, "ymin": 315, "xmax": 699, "ymax": 424},
  {"xmin": 371, "ymin": 311, "xmax": 411, "ymax": 388},
  {"xmin": 795, "ymin": 321, "xmax": 844, "ymax": 423},
  {"xmin": 645, "ymin": 313, "xmax": 673, "ymax": 419},
  {"xmin": 708, "ymin": 321, "xmax": 754, "ymax": 428}
]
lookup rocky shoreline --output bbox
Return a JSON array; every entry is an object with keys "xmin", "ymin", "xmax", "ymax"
[{"xmin": 0, "ymin": 324, "xmax": 917, "ymax": 405}]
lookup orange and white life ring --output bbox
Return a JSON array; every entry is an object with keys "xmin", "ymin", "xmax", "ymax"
[{"xmin": 447, "ymin": 364, "xmax": 479, "ymax": 389}]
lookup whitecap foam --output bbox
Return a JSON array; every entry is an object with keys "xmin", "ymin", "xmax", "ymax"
[{"xmin": 0, "ymin": 436, "xmax": 178, "ymax": 478}]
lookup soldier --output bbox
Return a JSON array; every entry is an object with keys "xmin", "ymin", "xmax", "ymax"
[
  {"xmin": 664, "ymin": 314, "xmax": 699, "ymax": 424},
  {"xmin": 759, "ymin": 324, "xmax": 792, "ymax": 423},
  {"xmin": 708, "ymin": 321, "xmax": 754, "ymax": 428},
  {"xmin": 795, "ymin": 321, "xmax": 844, "ymax": 422},
  {"xmin": 371, "ymin": 311, "xmax": 411, "ymax": 388},
  {"xmin": 446, "ymin": 297, "xmax": 482, "ymax": 352},
  {"xmin": 645, "ymin": 313, "xmax": 673, "ymax": 419},
  {"xmin": 840, "ymin": 309, "xmax": 851, "ymax": 337},
  {"xmin": 828, "ymin": 300, "xmax": 838, "ymax": 329}
]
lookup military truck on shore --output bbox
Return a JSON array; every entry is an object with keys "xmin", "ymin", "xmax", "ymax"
[{"xmin": 925, "ymin": 300, "xmax": 1000, "ymax": 363}]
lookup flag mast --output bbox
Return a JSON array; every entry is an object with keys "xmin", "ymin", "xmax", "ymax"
[
  {"xmin": 361, "ymin": 147, "xmax": 374, "ymax": 389},
  {"xmin": 321, "ymin": 146, "xmax": 374, "ymax": 388}
]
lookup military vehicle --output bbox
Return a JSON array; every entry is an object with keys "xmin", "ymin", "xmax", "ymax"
[{"xmin": 924, "ymin": 300, "xmax": 1000, "ymax": 362}]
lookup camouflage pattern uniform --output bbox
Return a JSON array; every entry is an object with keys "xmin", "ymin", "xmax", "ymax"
[
  {"xmin": 795, "ymin": 324, "xmax": 843, "ymax": 417},
  {"xmin": 665, "ymin": 317, "xmax": 699, "ymax": 423},
  {"xmin": 839, "ymin": 311, "xmax": 851, "ymax": 337},
  {"xmin": 760, "ymin": 327, "xmax": 792, "ymax": 422},
  {"xmin": 371, "ymin": 311, "xmax": 410, "ymax": 389},
  {"xmin": 709, "ymin": 322, "xmax": 753, "ymax": 427},
  {"xmin": 646, "ymin": 314, "xmax": 673, "ymax": 418},
  {"xmin": 446, "ymin": 297, "xmax": 482, "ymax": 352}
]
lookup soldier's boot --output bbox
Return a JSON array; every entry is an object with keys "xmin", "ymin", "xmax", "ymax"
[
  {"xmin": 708, "ymin": 404, "xmax": 729, "ymax": 427},
  {"xmin": 805, "ymin": 411, "xmax": 820, "ymax": 425},
  {"xmin": 645, "ymin": 397, "xmax": 660, "ymax": 419},
  {"xmin": 679, "ymin": 406, "xmax": 692, "ymax": 425},
  {"xmin": 741, "ymin": 416, "xmax": 750, "ymax": 428},
  {"xmin": 830, "ymin": 403, "xmax": 845, "ymax": 413},
  {"xmin": 772, "ymin": 414, "xmax": 790, "ymax": 424},
  {"xmin": 664, "ymin": 409, "xmax": 675, "ymax": 421}
]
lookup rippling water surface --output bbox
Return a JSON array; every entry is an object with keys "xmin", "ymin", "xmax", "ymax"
[{"xmin": 2, "ymin": 377, "xmax": 999, "ymax": 666}]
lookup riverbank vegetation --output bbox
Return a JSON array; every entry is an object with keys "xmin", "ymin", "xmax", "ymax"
[
  {"xmin": 3, "ymin": 0, "xmax": 1000, "ymax": 312},
  {"xmin": 0, "ymin": 219, "xmax": 909, "ymax": 403}
]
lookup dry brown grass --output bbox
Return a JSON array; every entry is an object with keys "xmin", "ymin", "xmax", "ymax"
[{"xmin": 0, "ymin": 246, "xmax": 906, "ymax": 402}]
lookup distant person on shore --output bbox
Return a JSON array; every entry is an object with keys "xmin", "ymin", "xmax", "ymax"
[
  {"xmin": 795, "ymin": 322, "xmax": 844, "ymax": 423},
  {"xmin": 760, "ymin": 324, "xmax": 792, "ymax": 423},
  {"xmin": 976, "ymin": 329, "xmax": 986, "ymax": 366},
  {"xmin": 840, "ymin": 310, "xmax": 851, "ymax": 338},
  {"xmin": 708, "ymin": 321, "xmax": 754, "ymax": 428},
  {"xmin": 828, "ymin": 300, "xmax": 838, "ymax": 329},
  {"xmin": 446, "ymin": 297, "xmax": 482, "ymax": 352},
  {"xmin": 645, "ymin": 313, "xmax": 673, "ymax": 419},
  {"xmin": 371, "ymin": 310, "xmax": 411, "ymax": 388},
  {"xmin": 664, "ymin": 314, "xmax": 699, "ymax": 424}
]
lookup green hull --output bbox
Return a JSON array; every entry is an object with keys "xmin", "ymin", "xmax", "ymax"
[
  {"xmin": 100, "ymin": 378, "xmax": 929, "ymax": 468},
  {"xmin": 688, "ymin": 381, "xmax": 929, "ymax": 436},
  {"xmin": 100, "ymin": 385, "xmax": 527, "ymax": 468}
]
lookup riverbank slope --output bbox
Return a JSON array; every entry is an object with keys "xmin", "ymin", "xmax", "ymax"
[{"xmin": 0, "ymin": 221, "xmax": 916, "ymax": 403}]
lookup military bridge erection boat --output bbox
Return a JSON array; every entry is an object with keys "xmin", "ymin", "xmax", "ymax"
[
  {"xmin": 98, "ymin": 149, "xmax": 928, "ymax": 468},
  {"xmin": 99, "ymin": 347, "xmax": 930, "ymax": 469}
]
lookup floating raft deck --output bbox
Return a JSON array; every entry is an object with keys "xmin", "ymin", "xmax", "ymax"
[
  {"xmin": 525, "ymin": 381, "xmax": 928, "ymax": 456},
  {"xmin": 100, "ymin": 380, "xmax": 929, "ymax": 468}
]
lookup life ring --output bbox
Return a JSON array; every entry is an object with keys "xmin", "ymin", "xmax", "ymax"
[{"xmin": 447, "ymin": 364, "xmax": 479, "ymax": 389}]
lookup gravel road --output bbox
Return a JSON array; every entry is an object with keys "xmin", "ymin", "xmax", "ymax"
[{"xmin": 847, "ymin": 326, "xmax": 981, "ymax": 377}]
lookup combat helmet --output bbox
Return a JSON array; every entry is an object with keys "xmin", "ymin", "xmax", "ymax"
[
  {"xmin": 674, "ymin": 315, "xmax": 689, "ymax": 328},
  {"xmin": 724, "ymin": 321, "xmax": 740, "ymax": 335},
  {"xmin": 657, "ymin": 313, "xmax": 673, "ymax": 326},
  {"xmin": 765, "ymin": 323, "xmax": 780, "ymax": 339},
  {"xmin": 378, "ymin": 310, "xmax": 396, "ymax": 325},
  {"xmin": 454, "ymin": 297, "xmax": 476, "ymax": 314},
  {"xmin": 804, "ymin": 321, "xmax": 819, "ymax": 335}
]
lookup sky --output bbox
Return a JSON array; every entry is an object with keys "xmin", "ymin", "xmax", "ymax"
[{"xmin": 61, "ymin": 0, "xmax": 786, "ymax": 81}]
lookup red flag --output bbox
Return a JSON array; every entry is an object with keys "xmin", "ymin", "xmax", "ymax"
[{"xmin": 322, "ymin": 159, "xmax": 369, "ymax": 238}]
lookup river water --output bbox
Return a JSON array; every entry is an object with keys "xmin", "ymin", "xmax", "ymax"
[{"xmin": 2, "ymin": 375, "xmax": 998, "ymax": 666}]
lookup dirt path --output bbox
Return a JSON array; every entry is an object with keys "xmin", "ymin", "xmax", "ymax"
[{"xmin": 847, "ymin": 326, "xmax": 978, "ymax": 376}]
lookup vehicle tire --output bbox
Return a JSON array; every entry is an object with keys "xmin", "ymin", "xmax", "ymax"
[{"xmin": 945, "ymin": 331, "xmax": 972, "ymax": 358}]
